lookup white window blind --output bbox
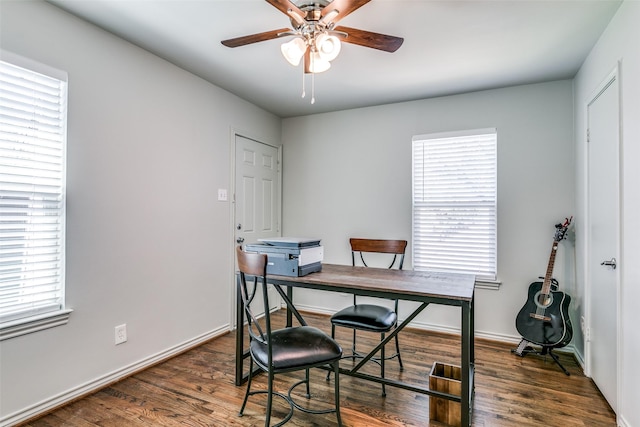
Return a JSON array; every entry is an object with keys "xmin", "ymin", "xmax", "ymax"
[
  {"xmin": 0, "ymin": 58, "xmax": 67, "ymax": 324},
  {"xmin": 412, "ymin": 129, "xmax": 497, "ymax": 281}
]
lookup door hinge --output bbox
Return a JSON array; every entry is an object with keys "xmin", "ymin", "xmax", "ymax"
[
  {"xmin": 585, "ymin": 327, "xmax": 591, "ymax": 342},
  {"xmin": 587, "ymin": 128, "xmax": 590, "ymax": 143}
]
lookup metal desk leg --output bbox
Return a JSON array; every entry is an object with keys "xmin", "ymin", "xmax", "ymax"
[
  {"xmin": 235, "ymin": 274, "xmax": 244, "ymax": 386},
  {"xmin": 286, "ymin": 285, "xmax": 293, "ymax": 327}
]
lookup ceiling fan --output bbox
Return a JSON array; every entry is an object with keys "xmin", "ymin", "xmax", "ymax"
[{"xmin": 221, "ymin": 0, "xmax": 404, "ymax": 74}]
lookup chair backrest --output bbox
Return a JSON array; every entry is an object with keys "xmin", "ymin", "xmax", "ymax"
[
  {"xmin": 350, "ymin": 238, "xmax": 407, "ymax": 270},
  {"xmin": 236, "ymin": 246, "xmax": 270, "ymax": 347}
]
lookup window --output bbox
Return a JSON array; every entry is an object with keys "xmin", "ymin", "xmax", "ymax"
[
  {"xmin": 0, "ymin": 54, "xmax": 69, "ymax": 338},
  {"xmin": 412, "ymin": 129, "xmax": 497, "ymax": 282}
]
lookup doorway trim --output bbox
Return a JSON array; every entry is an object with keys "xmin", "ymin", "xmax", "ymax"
[
  {"xmin": 228, "ymin": 129, "xmax": 282, "ymax": 331},
  {"xmin": 583, "ymin": 62, "xmax": 622, "ymax": 415}
]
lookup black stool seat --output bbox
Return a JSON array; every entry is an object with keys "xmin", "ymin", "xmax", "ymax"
[
  {"xmin": 331, "ymin": 304, "xmax": 397, "ymax": 332},
  {"xmin": 251, "ymin": 326, "xmax": 342, "ymax": 371}
]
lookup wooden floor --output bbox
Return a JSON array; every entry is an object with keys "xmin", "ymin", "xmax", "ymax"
[{"xmin": 22, "ymin": 310, "xmax": 615, "ymax": 427}]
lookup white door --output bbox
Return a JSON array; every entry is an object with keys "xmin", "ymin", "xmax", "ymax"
[
  {"xmin": 234, "ymin": 135, "xmax": 280, "ymax": 246},
  {"xmin": 234, "ymin": 135, "xmax": 281, "ymax": 313},
  {"xmin": 586, "ymin": 69, "xmax": 619, "ymax": 412}
]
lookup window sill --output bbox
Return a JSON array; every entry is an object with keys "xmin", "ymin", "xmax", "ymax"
[
  {"xmin": 0, "ymin": 309, "xmax": 73, "ymax": 341},
  {"xmin": 475, "ymin": 280, "xmax": 501, "ymax": 290}
]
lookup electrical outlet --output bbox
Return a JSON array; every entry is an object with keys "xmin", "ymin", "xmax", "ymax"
[{"xmin": 115, "ymin": 324, "xmax": 127, "ymax": 345}]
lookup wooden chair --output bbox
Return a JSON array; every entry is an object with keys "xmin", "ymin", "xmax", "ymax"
[
  {"xmin": 328, "ymin": 238, "xmax": 407, "ymax": 396},
  {"xmin": 236, "ymin": 246, "xmax": 343, "ymax": 427}
]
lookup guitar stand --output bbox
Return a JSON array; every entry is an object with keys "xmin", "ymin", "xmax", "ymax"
[{"xmin": 512, "ymin": 339, "xmax": 570, "ymax": 376}]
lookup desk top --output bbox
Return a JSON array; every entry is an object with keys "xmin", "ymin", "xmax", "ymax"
[{"xmin": 268, "ymin": 263, "xmax": 475, "ymax": 302}]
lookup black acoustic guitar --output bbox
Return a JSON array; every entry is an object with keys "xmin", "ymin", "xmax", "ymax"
[{"xmin": 515, "ymin": 218, "xmax": 573, "ymax": 348}]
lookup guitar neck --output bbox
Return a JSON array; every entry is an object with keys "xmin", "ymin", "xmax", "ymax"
[{"xmin": 541, "ymin": 240, "xmax": 559, "ymax": 294}]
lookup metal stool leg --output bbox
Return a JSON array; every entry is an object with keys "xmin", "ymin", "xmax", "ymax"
[
  {"xmin": 265, "ymin": 370, "xmax": 274, "ymax": 427},
  {"xmin": 327, "ymin": 325, "xmax": 336, "ymax": 382},
  {"xmin": 239, "ymin": 357, "xmax": 253, "ymax": 416},
  {"xmin": 381, "ymin": 332, "xmax": 386, "ymax": 397},
  {"xmin": 333, "ymin": 361, "xmax": 342, "ymax": 426}
]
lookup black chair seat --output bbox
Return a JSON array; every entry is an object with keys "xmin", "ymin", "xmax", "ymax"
[
  {"xmin": 330, "ymin": 304, "xmax": 397, "ymax": 332},
  {"xmin": 251, "ymin": 326, "xmax": 342, "ymax": 371}
]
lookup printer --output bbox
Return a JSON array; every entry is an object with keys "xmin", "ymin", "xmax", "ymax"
[{"xmin": 245, "ymin": 237, "xmax": 323, "ymax": 277}]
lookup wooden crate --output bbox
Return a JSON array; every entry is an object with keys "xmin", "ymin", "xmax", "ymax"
[{"xmin": 429, "ymin": 362, "xmax": 462, "ymax": 426}]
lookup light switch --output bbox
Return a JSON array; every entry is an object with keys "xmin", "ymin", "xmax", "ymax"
[{"xmin": 217, "ymin": 189, "xmax": 228, "ymax": 201}]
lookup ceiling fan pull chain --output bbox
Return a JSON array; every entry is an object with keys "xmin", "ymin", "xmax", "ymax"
[
  {"xmin": 301, "ymin": 60, "xmax": 306, "ymax": 99},
  {"xmin": 310, "ymin": 53, "xmax": 315, "ymax": 104}
]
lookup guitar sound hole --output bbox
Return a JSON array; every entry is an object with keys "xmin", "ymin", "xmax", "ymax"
[{"xmin": 534, "ymin": 291, "xmax": 553, "ymax": 309}]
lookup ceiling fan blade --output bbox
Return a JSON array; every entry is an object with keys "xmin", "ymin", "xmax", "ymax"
[
  {"xmin": 221, "ymin": 28, "xmax": 291, "ymax": 48},
  {"xmin": 321, "ymin": 0, "xmax": 371, "ymax": 24},
  {"xmin": 266, "ymin": 0, "xmax": 305, "ymax": 23},
  {"xmin": 334, "ymin": 26, "xmax": 404, "ymax": 52}
]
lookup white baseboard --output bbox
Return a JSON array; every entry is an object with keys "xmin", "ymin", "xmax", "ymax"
[
  {"xmin": 0, "ymin": 325, "xmax": 229, "ymax": 427},
  {"xmin": 618, "ymin": 415, "xmax": 629, "ymax": 427},
  {"xmin": 572, "ymin": 347, "xmax": 585, "ymax": 370}
]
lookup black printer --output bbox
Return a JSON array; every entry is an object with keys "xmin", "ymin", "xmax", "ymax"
[{"xmin": 245, "ymin": 237, "xmax": 323, "ymax": 277}]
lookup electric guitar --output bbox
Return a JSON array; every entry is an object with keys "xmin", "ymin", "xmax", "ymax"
[{"xmin": 515, "ymin": 217, "xmax": 573, "ymax": 348}]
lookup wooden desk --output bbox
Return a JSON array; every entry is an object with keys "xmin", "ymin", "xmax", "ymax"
[{"xmin": 235, "ymin": 263, "xmax": 475, "ymax": 426}]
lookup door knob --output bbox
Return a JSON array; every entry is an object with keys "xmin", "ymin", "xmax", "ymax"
[{"xmin": 600, "ymin": 258, "xmax": 617, "ymax": 269}]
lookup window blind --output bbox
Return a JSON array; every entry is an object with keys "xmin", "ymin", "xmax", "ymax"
[
  {"xmin": 0, "ymin": 59, "xmax": 67, "ymax": 324},
  {"xmin": 412, "ymin": 129, "xmax": 497, "ymax": 281}
]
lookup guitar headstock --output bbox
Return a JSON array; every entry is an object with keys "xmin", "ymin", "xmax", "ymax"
[{"xmin": 554, "ymin": 216, "xmax": 573, "ymax": 242}]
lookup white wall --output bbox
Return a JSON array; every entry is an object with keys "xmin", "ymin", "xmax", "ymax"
[
  {"xmin": 573, "ymin": 1, "xmax": 640, "ymax": 426},
  {"xmin": 2, "ymin": 0, "xmax": 636, "ymax": 425},
  {"xmin": 0, "ymin": 1, "xmax": 281, "ymax": 424},
  {"xmin": 281, "ymin": 81, "xmax": 575, "ymax": 341}
]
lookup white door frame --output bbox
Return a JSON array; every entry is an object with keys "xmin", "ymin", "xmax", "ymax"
[
  {"xmin": 583, "ymin": 63, "xmax": 622, "ymax": 414},
  {"xmin": 228, "ymin": 130, "xmax": 282, "ymax": 331}
]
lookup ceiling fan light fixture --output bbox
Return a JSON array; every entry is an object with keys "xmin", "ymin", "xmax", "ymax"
[
  {"xmin": 221, "ymin": 0, "xmax": 404, "ymax": 103},
  {"xmin": 308, "ymin": 51, "xmax": 331, "ymax": 73},
  {"xmin": 281, "ymin": 37, "xmax": 307, "ymax": 66},
  {"xmin": 315, "ymin": 33, "xmax": 341, "ymax": 62}
]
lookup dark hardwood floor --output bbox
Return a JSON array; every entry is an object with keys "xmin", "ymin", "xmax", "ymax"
[{"xmin": 22, "ymin": 310, "xmax": 615, "ymax": 426}]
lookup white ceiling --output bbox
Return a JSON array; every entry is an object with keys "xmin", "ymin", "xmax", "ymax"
[{"xmin": 47, "ymin": 0, "xmax": 621, "ymax": 118}]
